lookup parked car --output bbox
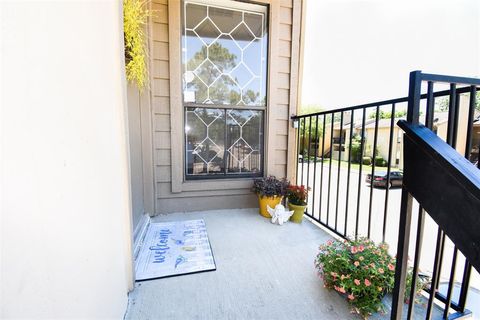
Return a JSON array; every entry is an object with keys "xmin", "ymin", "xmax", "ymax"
[{"xmin": 366, "ymin": 171, "xmax": 403, "ymax": 188}]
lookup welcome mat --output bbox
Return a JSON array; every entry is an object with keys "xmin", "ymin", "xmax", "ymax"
[{"xmin": 135, "ymin": 219, "xmax": 216, "ymax": 281}]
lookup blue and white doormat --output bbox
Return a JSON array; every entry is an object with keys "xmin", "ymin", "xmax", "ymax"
[{"xmin": 135, "ymin": 219, "xmax": 216, "ymax": 281}]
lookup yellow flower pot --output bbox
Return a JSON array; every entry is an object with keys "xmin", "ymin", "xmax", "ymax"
[
  {"xmin": 258, "ymin": 195, "xmax": 283, "ymax": 218},
  {"xmin": 288, "ymin": 203, "xmax": 306, "ymax": 223}
]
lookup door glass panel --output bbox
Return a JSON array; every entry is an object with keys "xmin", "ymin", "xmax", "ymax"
[{"xmin": 183, "ymin": 1, "xmax": 267, "ymax": 179}]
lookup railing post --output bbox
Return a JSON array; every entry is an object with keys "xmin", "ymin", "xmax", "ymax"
[
  {"xmin": 391, "ymin": 71, "xmax": 422, "ymax": 320},
  {"xmin": 407, "ymin": 70, "xmax": 422, "ymax": 124},
  {"xmin": 391, "ymin": 187, "xmax": 414, "ymax": 320}
]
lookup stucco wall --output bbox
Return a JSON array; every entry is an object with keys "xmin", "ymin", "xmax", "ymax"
[
  {"xmin": 149, "ymin": 0, "xmax": 302, "ymax": 214},
  {"xmin": 1, "ymin": 1, "xmax": 133, "ymax": 318},
  {"xmin": 365, "ymin": 126, "xmax": 402, "ymax": 167}
]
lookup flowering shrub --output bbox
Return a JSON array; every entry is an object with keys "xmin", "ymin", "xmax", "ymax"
[
  {"xmin": 287, "ymin": 185, "xmax": 310, "ymax": 205},
  {"xmin": 315, "ymin": 238, "xmax": 396, "ymax": 317}
]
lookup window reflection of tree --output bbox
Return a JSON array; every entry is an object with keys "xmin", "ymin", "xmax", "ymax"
[{"xmin": 186, "ymin": 42, "xmax": 263, "ymax": 105}]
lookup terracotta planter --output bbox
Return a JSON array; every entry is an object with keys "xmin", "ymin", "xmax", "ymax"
[
  {"xmin": 258, "ymin": 195, "xmax": 283, "ymax": 218},
  {"xmin": 288, "ymin": 202, "xmax": 306, "ymax": 223}
]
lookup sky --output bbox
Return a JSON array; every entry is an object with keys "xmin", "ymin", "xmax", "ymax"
[{"xmin": 300, "ymin": 0, "xmax": 480, "ymax": 110}]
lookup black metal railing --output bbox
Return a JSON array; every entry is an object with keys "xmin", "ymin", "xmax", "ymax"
[
  {"xmin": 291, "ymin": 71, "xmax": 479, "ymax": 319},
  {"xmin": 392, "ymin": 71, "xmax": 480, "ymax": 320}
]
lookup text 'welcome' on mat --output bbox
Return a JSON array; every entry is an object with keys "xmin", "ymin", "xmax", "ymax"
[{"xmin": 135, "ymin": 219, "xmax": 216, "ymax": 281}]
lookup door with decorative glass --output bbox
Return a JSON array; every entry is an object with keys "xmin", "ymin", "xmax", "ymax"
[{"xmin": 182, "ymin": 0, "xmax": 268, "ymax": 179}]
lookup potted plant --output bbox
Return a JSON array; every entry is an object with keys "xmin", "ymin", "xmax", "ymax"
[
  {"xmin": 252, "ymin": 176, "xmax": 290, "ymax": 218},
  {"xmin": 287, "ymin": 185, "xmax": 310, "ymax": 223},
  {"xmin": 314, "ymin": 237, "xmax": 428, "ymax": 318}
]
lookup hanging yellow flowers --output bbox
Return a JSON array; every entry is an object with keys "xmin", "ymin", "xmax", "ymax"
[{"xmin": 123, "ymin": 0, "xmax": 151, "ymax": 90}]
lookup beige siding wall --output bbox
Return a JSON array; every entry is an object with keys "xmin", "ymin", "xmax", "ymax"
[{"xmin": 146, "ymin": 0, "xmax": 302, "ymax": 214}]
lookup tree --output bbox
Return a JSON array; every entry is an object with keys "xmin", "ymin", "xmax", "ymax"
[
  {"xmin": 435, "ymin": 92, "xmax": 480, "ymax": 112},
  {"xmin": 369, "ymin": 110, "xmax": 407, "ymax": 119},
  {"xmin": 186, "ymin": 42, "xmax": 264, "ymax": 105},
  {"xmin": 299, "ymin": 116, "xmax": 324, "ymax": 157}
]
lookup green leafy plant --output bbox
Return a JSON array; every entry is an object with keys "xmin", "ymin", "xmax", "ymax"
[
  {"xmin": 315, "ymin": 238, "xmax": 397, "ymax": 318},
  {"xmin": 362, "ymin": 157, "xmax": 372, "ymax": 166},
  {"xmin": 350, "ymin": 134, "xmax": 363, "ymax": 163},
  {"xmin": 374, "ymin": 156, "xmax": 387, "ymax": 167},
  {"xmin": 124, "ymin": 0, "xmax": 151, "ymax": 89},
  {"xmin": 287, "ymin": 185, "xmax": 310, "ymax": 206},
  {"xmin": 251, "ymin": 176, "xmax": 290, "ymax": 198}
]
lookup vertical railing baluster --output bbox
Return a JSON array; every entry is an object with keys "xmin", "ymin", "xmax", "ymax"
[
  {"xmin": 319, "ymin": 114, "xmax": 326, "ymax": 223},
  {"xmin": 458, "ymin": 261, "xmax": 472, "ymax": 312},
  {"xmin": 306, "ymin": 116, "xmax": 312, "ymax": 210},
  {"xmin": 426, "ymin": 227, "xmax": 444, "ymax": 320},
  {"xmin": 300, "ymin": 117, "xmax": 306, "ymax": 186},
  {"xmin": 452, "ymin": 91, "xmax": 461, "ymax": 149},
  {"xmin": 383, "ymin": 103, "xmax": 395, "ymax": 242},
  {"xmin": 425, "ymin": 81, "xmax": 435, "ymax": 128},
  {"xmin": 435, "ymin": 233, "xmax": 446, "ymax": 292},
  {"xmin": 344, "ymin": 111, "xmax": 354, "ymax": 236},
  {"xmin": 312, "ymin": 115, "xmax": 319, "ymax": 220},
  {"xmin": 446, "ymin": 84, "xmax": 457, "ymax": 146},
  {"xmin": 391, "ymin": 188, "xmax": 414, "ymax": 320},
  {"xmin": 335, "ymin": 112, "xmax": 344, "ymax": 231},
  {"xmin": 326, "ymin": 113, "xmax": 334, "ymax": 227},
  {"xmin": 407, "ymin": 207, "xmax": 425, "ymax": 320},
  {"xmin": 296, "ymin": 117, "xmax": 302, "ymax": 185},
  {"xmin": 443, "ymin": 248, "xmax": 458, "ymax": 319},
  {"xmin": 465, "ymin": 86, "xmax": 477, "ymax": 162},
  {"xmin": 368, "ymin": 106, "xmax": 380, "ymax": 238},
  {"xmin": 355, "ymin": 108, "xmax": 366, "ymax": 239}
]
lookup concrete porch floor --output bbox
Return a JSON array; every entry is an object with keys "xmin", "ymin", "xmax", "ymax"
[{"xmin": 124, "ymin": 208, "xmax": 442, "ymax": 320}]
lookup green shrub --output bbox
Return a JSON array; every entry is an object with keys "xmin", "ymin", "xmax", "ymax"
[
  {"xmin": 362, "ymin": 157, "xmax": 372, "ymax": 166},
  {"xmin": 374, "ymin": 156, "xmax": 387, "ymax": 167},
  {"xmin": 350, "ymin": 135, "xmax": 363, "ymax": 163}
]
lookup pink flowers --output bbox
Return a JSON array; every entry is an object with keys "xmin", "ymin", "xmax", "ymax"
[
  {"xmin": 315, "ymin": 237, "xmax": 400, "ymax": 318},
  {"xmin": 334, "ymin": 285, "xmax": 346, "ymax": 294}
]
